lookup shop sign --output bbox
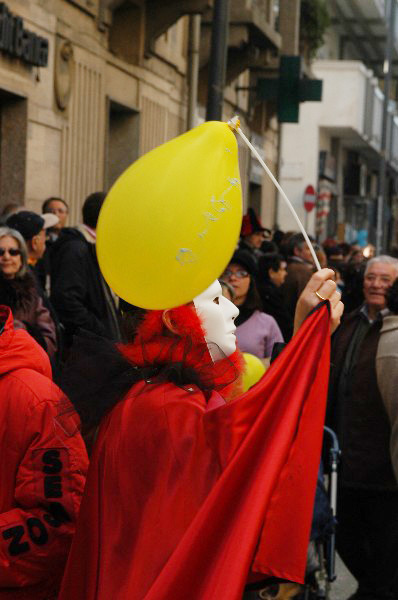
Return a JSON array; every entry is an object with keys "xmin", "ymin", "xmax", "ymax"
[{"xmin": 0, "ymin": 3, "xmax": 48, "ymax": 67}]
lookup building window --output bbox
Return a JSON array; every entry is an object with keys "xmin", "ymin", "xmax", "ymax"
[
  {"xmin": 109, "ymin": 1, "xmax": 145, "ymax": 65},
  {"xmin": 105, "ymin": 100, "xmax": 140, "ymax": 190},
  {"xmin": 0, "ymin": 91, "xmax": 27, "ymax": 209}
]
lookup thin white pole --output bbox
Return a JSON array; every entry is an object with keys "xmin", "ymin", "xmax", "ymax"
[{"xmin": 228, "ymin": 116, "xmax": 321, "ymax": 271}]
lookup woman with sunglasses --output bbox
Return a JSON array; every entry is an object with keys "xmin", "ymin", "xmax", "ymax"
[
  {"xmin": 0, "ymin": 227, "xmax": 57, "ymax": 357},
  {"xmin": 221, "ymin": 250, "xmax": 284, "ymax": 361}
]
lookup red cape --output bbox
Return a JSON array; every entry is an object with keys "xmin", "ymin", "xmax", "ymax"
[{"xmin": 59, "ymin": 303, "xmax": 330, "ymax": 600}]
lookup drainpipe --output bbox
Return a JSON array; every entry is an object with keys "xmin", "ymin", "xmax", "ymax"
[
  {"xmin": 187, "ymin": 14, "xmax": 201, "ymax": 130},
  {"xmin": 376, "ymin": 0, "xmax": 395, "ymax": 254},
  {"xmin": 206, "ymin": 0, "xmax": 230, "ymax": 121}
]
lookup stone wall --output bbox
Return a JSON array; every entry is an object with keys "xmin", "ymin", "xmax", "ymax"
[{"xmin": 0, "ymin": 0, "xmax": 280, "ymax": 229}]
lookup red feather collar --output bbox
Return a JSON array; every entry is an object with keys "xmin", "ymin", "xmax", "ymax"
[{"xmin": 118, "ymin": 305, "xmax": 243, "ymax": 400}]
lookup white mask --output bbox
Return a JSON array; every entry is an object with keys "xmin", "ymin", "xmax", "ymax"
[{"xmin": 193, "ymin": 280, "xmax": 239, "ymax": 361}]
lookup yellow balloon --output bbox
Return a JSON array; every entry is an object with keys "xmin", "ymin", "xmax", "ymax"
[
  {"xmin": 96, "ymin": 121, "xmax": 242, "ymax": 309},
  {"xmin": 241, "ymin": 353, "xmax": 266, "ymax": 392}
]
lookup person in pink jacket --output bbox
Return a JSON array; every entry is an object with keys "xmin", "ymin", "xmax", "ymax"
[{"xmin": 221, "ymin": 250, "xmax": 284, "ymax": 359}]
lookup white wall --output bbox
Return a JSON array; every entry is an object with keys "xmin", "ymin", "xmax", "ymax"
[{"xmin": 277, "ymin": 60, "xmax": 370, "ymax": 233}]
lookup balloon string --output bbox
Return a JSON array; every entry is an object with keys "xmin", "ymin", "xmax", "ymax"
[{"xmin": 229, "ymin": 119, "xmax": 321, "ymax": 272}]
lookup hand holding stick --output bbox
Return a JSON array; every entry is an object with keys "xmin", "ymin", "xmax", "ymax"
[{"xmin": 228, "ymin": 116, "xmax": 344, "ymax": 333}]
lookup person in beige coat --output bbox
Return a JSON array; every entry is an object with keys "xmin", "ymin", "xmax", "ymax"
[{"xmin": 376, "ymin": 278, "xmax": 398, "ymax": 483}]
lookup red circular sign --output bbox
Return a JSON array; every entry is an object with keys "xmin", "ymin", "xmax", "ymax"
[{"xmin": 303, "ymin": 184, "xmax": 316, "ymax": 212}]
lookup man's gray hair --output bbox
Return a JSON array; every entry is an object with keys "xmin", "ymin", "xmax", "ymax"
[
  {"xmin": 364, "ymin": 255, "xmax": 398, "ymax": 276},
  {"xmin": 0, "ymin": 226, "xmax": 29, "ymax": 278}
]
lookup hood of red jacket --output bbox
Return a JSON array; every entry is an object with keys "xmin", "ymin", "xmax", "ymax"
[{"xmin": 0, "ymin": 305, "xmax": 52, "ymax": 378}]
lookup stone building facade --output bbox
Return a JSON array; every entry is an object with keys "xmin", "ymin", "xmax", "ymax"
[{"xmin": 0, "ymin": 0, "xmax": 286, "ymax": 227}]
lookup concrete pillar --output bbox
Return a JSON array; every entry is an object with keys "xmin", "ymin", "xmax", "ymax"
[{"xmin": 278, "ymin": 0, "xmax": 301, "ymax": 55}]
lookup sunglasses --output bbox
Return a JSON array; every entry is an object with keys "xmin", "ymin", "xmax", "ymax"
[
  {"xmin": 0, "ymin": 248, "xmax": 21, "ymax": 257},
  {"xmin": 49, "ymin": 208, "xmax": 68, "ymax": 215},
  {"xmin": 222, "ymin": 269, "xmax": 249, "ymax": 279}
]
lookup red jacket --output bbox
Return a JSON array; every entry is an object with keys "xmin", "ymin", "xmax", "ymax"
[
  {"xmin": 59, "ymin": 303, "xmax": 330, "ymax": 600},
  {"xmin": 0, "ymin": 306, "xmax": 88, "ymax": 599}
]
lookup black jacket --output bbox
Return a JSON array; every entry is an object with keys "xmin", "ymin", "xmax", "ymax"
[
  {"xmin": 50, "ymin": 227, "xmax": 120, "ymax": 347},
  {"xmin": 327, "ymin": 307, "xmax": 396, "ymax": 490},
  {"xmin": 256, "ymin": 280, "xmax": 293, "ymax": 342}
]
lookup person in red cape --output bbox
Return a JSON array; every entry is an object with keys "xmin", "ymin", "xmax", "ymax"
[{"xmin": 59, "ymin": 270, "xmax": 343, "ymax": 600}]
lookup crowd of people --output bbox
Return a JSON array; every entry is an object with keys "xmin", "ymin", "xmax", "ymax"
[
  {"xmin": 0, "ymin": 194, "xmax": 120, "ymax": 370},
  {"xmin": 0, "ymin": 199, "xmax": 375, "ymax": 370},
  {"xmin": 226, "ymin": 208, "xmax": 398, "ymax": 600},
  {"xmin": 220, "ymin": 208, "xmax": 375, "ymax": 358},
  {"xmin": 0, "ymin": 196, "xmax": 397, "ymax": 600}
]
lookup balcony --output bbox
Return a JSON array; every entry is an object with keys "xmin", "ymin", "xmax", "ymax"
[
  {"xmin": 362, "ymin": 74, "xmax": 398, "ymax": 169},
  {"xmin": 312, "ymin": 59, "xmax": 398, "ymax": 171},
  {"xmin": 200, "ymin": 0, "xmax": 281, "ymax": 84},
  {"xmin": 372, "ymin": 0, "xmax": 398, "ymax": 49},
  {"xmin": 229, "ymin": 0, "xmax": 281, "ymax": 50},
  {"xmin": 101, "ymin": 0, "xmax": 212, "ymax": 56},
  {"xmin": 145, "ymin": 0, "xmax": 212, "ymax": 50},
  {"xmin": 329, "ymin": 0, "xmax": 398, "ymax": 78}
]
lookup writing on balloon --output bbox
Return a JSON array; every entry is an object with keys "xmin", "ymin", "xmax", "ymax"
[
  {"xmin": 176, "ymin": 175, "xmax": 241, "ymax": 265},
  {"xmin": 197, "ymin": 177, "xmax": 240, "ymax": 238}
]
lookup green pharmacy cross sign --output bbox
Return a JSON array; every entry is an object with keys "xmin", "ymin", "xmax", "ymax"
[{"xmin": 257, "ymin": 56, "xmax": 322, "ymax": 123}]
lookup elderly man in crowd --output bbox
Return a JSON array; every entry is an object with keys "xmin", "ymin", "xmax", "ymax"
[{"xmin": 327, "ymin": 255, "xmax": 398, "ymax": 600}]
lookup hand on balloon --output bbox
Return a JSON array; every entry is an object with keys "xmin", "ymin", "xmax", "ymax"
[{"xmin": 293, "ymin": 268, "xmax": 344, "ymax": 336}]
